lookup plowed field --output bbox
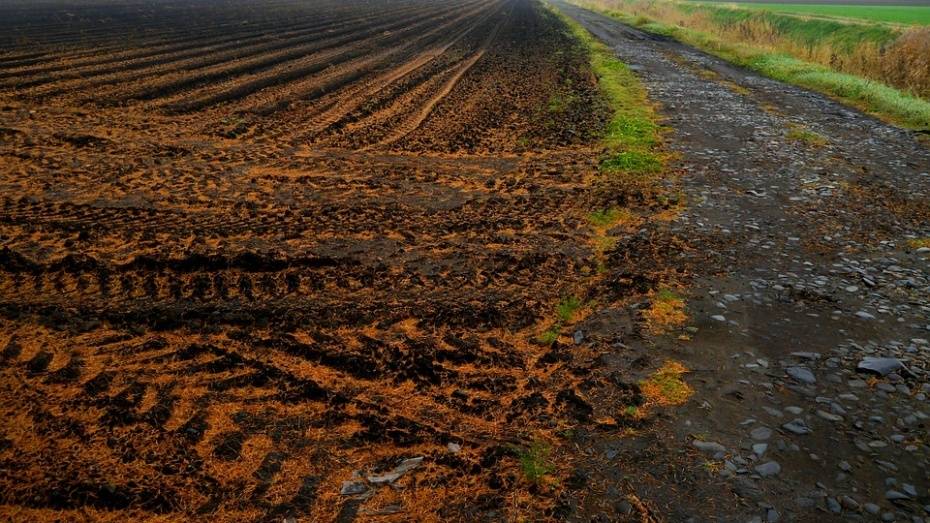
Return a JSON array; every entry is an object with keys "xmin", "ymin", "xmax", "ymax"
[{"xmin": 0, "ymin": 0, "xmax": 640, "ymax": 520}]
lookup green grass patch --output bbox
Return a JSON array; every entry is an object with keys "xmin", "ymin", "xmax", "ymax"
[
  {"xmin": 601, "ymin": 150, "xmax": 663, "ymax": 173},
  {"xmin": 786, "ymin": 125, "xmax": 828, "ymax": 146},
  {"xmin": 556, "ymin": 295, "xmax": 582, "ymax": 323},
  {"xmin": 588, "ymin": 208, "xmax": 622, "ymax": 227},
  {"xmin": 703, "ymin": 3, "xmax": 930, "ymax": 26},
  {"xmin": 516, "ymin": 440, "xmax": 555, "ymax": 484},
  {"xmin": 537, "ymin": 328, "xmax": 561, "ymax": 345},
  {"xmin": 550, "ymin": 4, "xmax": 665, "ymax": 173},
  {"xmin": 536, "ymin": 295, "xmax": 583, "ymax": 345},
  {"xmin": 584, "ymin": 3, "xmax": 930, "ymax": 130},
  {"xmin": 588, "ymin": 207, "xmax": 634, "ymax": 228},
  {"xmin": 655, "ymin": 287, "xmax": 682, "ymax": 303}
]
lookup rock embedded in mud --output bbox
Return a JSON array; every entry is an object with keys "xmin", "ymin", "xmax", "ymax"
[
  {"xmin": 750, "ymin": 427, "xmax": 772, "ymax": 441},
  {"xmin": 840, "ymin": 496, "xmax": 860, "ymax": 511},
  {"xmin": 886, "ymin": 490, "xmax": 910, "ymax": 501},
  {"xmin": 782, "ymin": 419, "xmax": 812, "ymax": 435},
  {"xmin": 693, "ymin": 440, "xmax": 726, "ymax": 455},
  {"xmin": 856, "ymin": 357, "xmax": 907, "ymax": 377},
  {"xmin": 785, "ymin": 367, "xmax": 816, "ymax": 384},
  {"xmin": 753, "ymin": 461, "xmax": 781, "ymax": 477},
  {"xmin": 815, "ymin": 410, "xmax": 843, "ymax": 422}
]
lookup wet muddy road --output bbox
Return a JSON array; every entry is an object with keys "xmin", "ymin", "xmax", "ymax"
[{"xmin": 557, "ymin": 2, "xmax": 930, "ymax": 522}]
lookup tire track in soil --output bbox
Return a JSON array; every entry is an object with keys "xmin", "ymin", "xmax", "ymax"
[
  {"xmin": 236, "ymin": 0, "xmax": 500, "ymax": 118},
  {"xmin": 371, "ymin": 16, "xmax": 506, "ymax": 150},
  {"xmin": 270, "ymin": 1, "xmax": 510, "ymax": 146}
]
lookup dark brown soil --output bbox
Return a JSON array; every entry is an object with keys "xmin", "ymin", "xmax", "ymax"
[{"xmin": 0, "ymin": 0, "xmax": 677, "ymax": 521}]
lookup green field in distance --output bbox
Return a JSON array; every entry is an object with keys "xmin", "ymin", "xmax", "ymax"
[{"xmin": 693, "ymin": 3, "xmax": 930, "ymax": 24}]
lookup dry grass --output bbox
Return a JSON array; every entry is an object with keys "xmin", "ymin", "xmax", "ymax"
[
  {"xmin": 880, "ymin": 27, "xmax": 930, "ymax": 98},
  {"xmin": 907, "ymin": 238, "xmax": 930, "ymax": 249},
  {"xmin": 786, "ymin": 125, "xmax": 828, "ymax": 147},
  {"xmin": 642, "ymin": 288, "xmax": 687, "ymax": 334},
  {"xmin": 640, "ymin": 360, "xmax": 693, "ymax": 407}
]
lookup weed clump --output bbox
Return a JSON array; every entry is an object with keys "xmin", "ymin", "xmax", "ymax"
[
  {"xmin": 642, "ymin": 288, "xmax": 687, "ymax": 334},
  {"xmin": 907, "ymin": 238, "xmax": 930, "ymax": 250},
  {"xmin": 537, "ymin": 296, "xmax": 584, "ymax": 344},
  {"xmin": 786, "ymin": 126, "xmax": 828, "ymax": 146},
  {"xmin": 517, "ymin": 440, "xmax": 555, "ymax": 484},
  {"xmin": 640, "ymin": 360, "xmax": 693, "ymax": 407}
]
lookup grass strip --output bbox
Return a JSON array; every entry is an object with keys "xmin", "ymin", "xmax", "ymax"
[{"xmin": 549, "ymin": 2, "xmax": 665, "ymax": 176}]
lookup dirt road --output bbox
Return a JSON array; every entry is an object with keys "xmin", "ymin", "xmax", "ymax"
[{"xmin": 556, "ymin": 2, "xmax": 930, "ymax": 521}]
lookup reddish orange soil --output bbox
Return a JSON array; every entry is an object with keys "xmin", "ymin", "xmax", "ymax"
[{"xmin": 0, "ymin": 0, "xmax": 654, "ymax": 520}]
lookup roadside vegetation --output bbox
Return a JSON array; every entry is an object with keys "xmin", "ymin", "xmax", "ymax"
[
  {"xmin": 549, "ymin": 2, "xmax": 696, "ymax": 432},
  {"xmin": 572, "ymin": 0, "xmax": 930, "ymax": 130},
  {"xmin": 551, "ymin": 3, "xmax": 664, "ymax": 175}
]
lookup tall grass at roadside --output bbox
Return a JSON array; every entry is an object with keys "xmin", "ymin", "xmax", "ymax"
[{"xmin": 576, "ymin": 0, "xmax": 930, "ymax": 130}]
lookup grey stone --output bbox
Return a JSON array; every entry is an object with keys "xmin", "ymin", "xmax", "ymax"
[
  {"xmin": 752, "ymin": 443, "xmax": 768, "ymax": 456},
  {"xmin": 763, "ymin": 406, "xmax": 784, "ymax": 417},
  {"xmin": 857, "ymin": 357, "xmax": 907, "ymax": 377},
  {"xmin": 840, "ymin": 496, "xmax": 860, "ymax": 510},
  {"xmin": 887, "ymin": 490, "xmax": 911, "ymax": 501},
  {"xmin": 816, "ymin": 410, "xmax": 843, "ymax": 422},
  {"xmin": 733, "ymin": 477, "xmax": 763, "ymax": 501},
  {"xmin": 865, "ymin": 503, "xmax": 881, "ymax": 514},
  {"xmin": 693, "ymin": 440, "xmax": 726, "ymax": 455},
  {"xmin": 617, "ymin": 500, "xmax": 633, "ymax": 515},
  {"xmin": 783, "ymin": 419, "xmax": 812, "ymax": 435},
  {"xmin": 751, "ymin": 426, "xmax": 773, "ymax": 441},
  {"xmin": 786, "ymin": 366, "xmax": 816, "ymax": 384},
  {"xmin": 573, "ymin": 330, "xmax": 584, "ymax": 344},
  {"xmin": 754, "ymin": 461, "xmax": 781, "ymax": 477},
  {"xmin": 826, "ymin": 497, "xmax": 842, "ymax": 513}
]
